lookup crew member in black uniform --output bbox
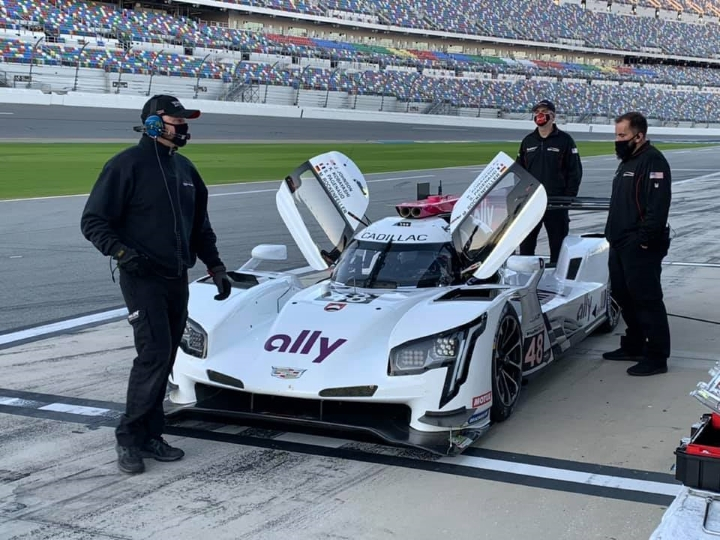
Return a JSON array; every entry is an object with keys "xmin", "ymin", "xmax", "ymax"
[
  {"xmin": 80, "ymin": 95, "xmax": 232, "ymax": 474},
  {"xmin": 516, "ymin": 99, "xmax": 583, "ymax": 264},
  {"xmin": 603, "ymin": 111, "xmax": 672, "ymax": 377}
]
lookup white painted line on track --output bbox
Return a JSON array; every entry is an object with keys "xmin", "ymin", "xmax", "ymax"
[
  {"xmin": 0, "ymin": 391, "xmax": 682, "ymax": 501},
  {"xmin": 436, "ymin": 455, "xmax": 682, "ymax": 498},
  {"xmin": 209, "ymin": 174, "xmax": 436, "ymax": 198},
  {"xmin": 0, "ymin": 307, "xmax": 128, "ymax": 346},
  {"xmin": 273, "ymin": 432, "xmax": 355, "ymax": 448},
  {"xmin": 37, "ymin": 402, "xmax": 115, "ymax": 417},
  {"xmin": 0, "ymin": 265, "xmax": 315, "ymax": 347},
  {"xmin": 674, "ymin": 171, "xmax": 720, "ymax": 185}
]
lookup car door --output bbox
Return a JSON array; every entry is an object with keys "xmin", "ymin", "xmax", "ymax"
[{"xmin": 276, "ymin": 151, "xmax": 371, "ymax": 271}]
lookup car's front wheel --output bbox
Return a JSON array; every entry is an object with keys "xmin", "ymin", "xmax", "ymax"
[{"xmin": 490, "ymin": 303, "xmax": 524, "ymax": 423}]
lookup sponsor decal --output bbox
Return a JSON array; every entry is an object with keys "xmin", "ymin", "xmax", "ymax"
[
  {"xmin": 571, "ymin": 147, "xmax": 578, "ymax": 154},
  {"xmin": 547, "ymin": 146, "xmax": 560, "ymax": 152},
  {"xmin": 467, "ymin": 409, "xmax": 490, "ymax": 425},
  {"xmin": 359, "ymin": 232, "xmax": 428, "ymax": 242},
  {"xmin": 472, "ymin": 392, "xmax": 491, "ymax": 408},
  {"xmin": 623, "ymin": 171, "xmax": 634, "ymax": 177},
  {"xmin": 264, "ymin": 330, "xmax": 347, "ymax": 363},
  {"xmin": 394, "ymin": 221, "xmax": 412, "ymax": 227},
  {"xmin": 576, "ymin": 293, "xmax": 594, "ymax": 321},
  {"xmin": 324, "ymin": 302, "xmax": 346, "ymax": 312},
  {"xmin": 128, "ymin": 310, "xmax": 140, "ymax": 323},
  {"xmin": 271, "ymin": 366, "xmax": 307, "ymax": 379},
  {"xmin": 526, "ymin": 146, "xmax": 538, "ymax": 152}
]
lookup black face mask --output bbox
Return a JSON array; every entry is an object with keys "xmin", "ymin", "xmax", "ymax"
[
  {"xmin": 164, "ymin": 122, "xmax": 191, "ymax": 148},
  {"xmin": 615, "ymin": 138, "xmax": 635, "ymax": 160}
]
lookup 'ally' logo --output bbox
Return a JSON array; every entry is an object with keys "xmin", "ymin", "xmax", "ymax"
[{"xmin": 264, "ymin": 330, "xmax": 347, "ymax": 363}]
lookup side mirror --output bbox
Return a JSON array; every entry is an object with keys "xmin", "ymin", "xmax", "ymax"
[{"xmin": 251, "ymin": 244, "xmax": 287, "ymax": 262}]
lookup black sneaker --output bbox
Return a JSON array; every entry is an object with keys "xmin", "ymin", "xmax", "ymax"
[
  {"xmin": 602, "ymin": 348, "xmax": 644, "ymax": 361},
  {"xmin": 140, "ymin": 437, "xmax": 185, "ymax": 462},
  {"xmin": 627, "ymin": 361, "xmax": 668, "ymax": 377},
  {"xmin": 116, "ymin": 445, "xmax": 145, "ymax": 474}
]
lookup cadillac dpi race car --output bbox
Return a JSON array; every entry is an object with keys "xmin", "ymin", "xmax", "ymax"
[{"xmin": 166, "ymin": 151, "xmax": 619, "ymax": 455}]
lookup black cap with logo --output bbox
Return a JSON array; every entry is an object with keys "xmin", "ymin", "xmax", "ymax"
[
  {"xmin": 532, "ymin": 99, "xmax": 556, "ymax": 113},
  {"xmin": 141, "ymin": 94, "xmax": 201, "ymax": 122}
]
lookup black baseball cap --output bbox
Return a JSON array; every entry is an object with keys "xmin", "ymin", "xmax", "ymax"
[
  {"xmin": 141, "ymin": 94, "xmax": 201, "ymax": 122},
  {"xmin": 532, "ymin": 99, "xmax": 556, "ymax": 113}
]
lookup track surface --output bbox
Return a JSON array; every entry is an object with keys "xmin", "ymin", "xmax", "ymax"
[
  {"xmin": 1, "ymin": 107, "xmax": 720, "ymax": 539},
  {"xmin": 0, "ymin": 144, "xmax": 718, "ymax": 335},
  {"xmin": 1, "ymin": 103, "xmax": 720, "ymax": 142}
]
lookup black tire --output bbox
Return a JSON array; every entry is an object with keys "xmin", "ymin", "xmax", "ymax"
[
  {"xmin": 490, "ymin": 303, "xmax": 524, "ymax": 423},
  {"xmin": 596, "ymin": 284, "xmax": 620, "ymax": 334}
]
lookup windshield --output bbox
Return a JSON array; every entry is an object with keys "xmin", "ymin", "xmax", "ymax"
[{"xmin": 330, "ymin": 240, "xmax": 462, "ymax": 289}]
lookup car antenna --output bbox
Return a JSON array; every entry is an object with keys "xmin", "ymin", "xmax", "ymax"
[{"xmin": 438, "ymin": 180, "xmax": 442, "ymax": 196}]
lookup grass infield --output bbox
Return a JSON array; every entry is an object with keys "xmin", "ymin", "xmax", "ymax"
[{"xmin": 0, "ymin": 140, "xmax": 711, "ymax": 200}]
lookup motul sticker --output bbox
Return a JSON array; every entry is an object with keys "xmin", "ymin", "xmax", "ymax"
[{"xmin": 472, "ymin": 392, "xmax": 491, "ymax": 408}]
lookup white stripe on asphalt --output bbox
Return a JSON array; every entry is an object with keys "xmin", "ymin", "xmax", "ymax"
[
  {"xmin": 0, "ymin": 396, "xmax": 45, "ymax": 407},
  {"xmin": 0, "ymin": 392, "xmax": 681, "ymax": 497},
  {"xmin": 0, "ymin": 265, "xmax": 315, "ymax": 348},
  {"xmin": 272, "ymin": 432, "xmax": 355, "ymax": 448},
  {"xmin": 0, "ymin": 307, "xmax": 128, "ymax": 346},
  {"xmin": 209, "ymin": 174, "xmax": 436, "ymax": 198},
  {"xmin": 37, "ymin": 402, "xmax": 116, "ymax": 417},
  {"xmin": 436, "ymin": 455, "xmax": 681, "ymax": 498}
]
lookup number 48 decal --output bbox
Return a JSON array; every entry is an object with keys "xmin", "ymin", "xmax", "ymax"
[{"xmin": 524, "ymin": 332, "xmax": 545, "ymax": 368}]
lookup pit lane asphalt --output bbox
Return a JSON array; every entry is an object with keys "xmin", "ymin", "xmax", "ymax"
[{"xmin": 0, "ymin": 109, "xmax": 718, "ymax": 334}]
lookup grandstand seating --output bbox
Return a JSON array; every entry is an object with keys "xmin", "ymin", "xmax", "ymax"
[{"xmin": 2, "ymin": 0, "xmax": 720, "ymax": 122}]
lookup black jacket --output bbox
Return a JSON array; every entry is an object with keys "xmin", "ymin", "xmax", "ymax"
[
  {"xmin": 81, "ymin": 135, "xmax": 223, "ymax": 278},
  {"xmin": 516, "ymin": 125, "xmax": 583, "ymax": 197},
  {"xmin": 604, "ymin": 141, "xmax": 672, "ymax": 250}
]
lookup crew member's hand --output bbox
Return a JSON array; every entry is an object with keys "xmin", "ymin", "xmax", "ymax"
[
  {"xmin": 209, "ymin": 265, "xmax": 232, "ymax": 301},
  {"xmin": 114, "ymin": 246, "xmax": 148, "ymax": 275}
]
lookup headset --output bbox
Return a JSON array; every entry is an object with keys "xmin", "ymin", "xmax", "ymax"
[{"xmin": 135, "ymin": 97, "xmax": 165, "ymax": 138}]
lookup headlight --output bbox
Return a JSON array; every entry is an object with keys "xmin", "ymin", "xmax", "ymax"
[
  {"xmin": 179, "ymin": 317, "xmax": 207, "ymax": 359},
  {"xmin": 389, "ymin": 314, "xmax": 487, "ymax": 376}
]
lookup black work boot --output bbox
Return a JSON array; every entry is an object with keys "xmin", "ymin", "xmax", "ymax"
[
  {"xmin": 116, "ymin": 445, "xmax": 145, "ymax": 474},
  {"xmin": 602, "ymin": 347, "xmax": 644, "ymax": 361},
  {"xmin": 140, "ymin": 437, "xmax": 185, "ymax": 462},
  {"xmin": 627, "ymin": 359, "xmax": 668, "ymax": 377}
]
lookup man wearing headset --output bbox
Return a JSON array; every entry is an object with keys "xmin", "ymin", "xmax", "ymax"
[
  {"xmin": 516, "ymin": 99, "xmax": 583, "ymax": 264},
  {"xmin": 603, "ymin": 111, "xmax": 672, "ymax": 377},
  {"xmin": 81, "ymin": 94, "xmax": 232, "ymax": 474}
]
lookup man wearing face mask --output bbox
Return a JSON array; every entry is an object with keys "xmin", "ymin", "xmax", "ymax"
[
  {"xmin": 516, "ymin": 99, "xmax": 583, "ymax": 264},
  {"xmin": 80, "ymin": 94, "xmax": 232, "ymax": 474},
  {"xmin": 603, "ymin": 111, "xmax": 672, "ymax": 377}
]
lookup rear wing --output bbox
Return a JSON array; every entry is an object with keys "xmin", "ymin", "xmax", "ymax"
[{"xmin": 546, "ymin": 196, "xmax": 611, "ymax": 211}]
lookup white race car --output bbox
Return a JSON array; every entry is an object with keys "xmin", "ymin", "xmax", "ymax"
[{"xmin": 166, "ymin": 151, "xmax": 619, "ymax": 455}]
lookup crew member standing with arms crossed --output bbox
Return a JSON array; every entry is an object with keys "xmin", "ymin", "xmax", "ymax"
[{"xmin": 516, "ymin": 99, "xmax": 583, "ymax": 264}]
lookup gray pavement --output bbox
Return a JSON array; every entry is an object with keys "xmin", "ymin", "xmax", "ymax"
[
  {"xmin": 1, "ymin": 103, "xmax": 720, "ymax": 143},
  {"xmin": 0, "ymin": 146, "xmax": 718, "ymax": 335},
  {"xmin": 1, "ymin": 170, "xmax": 720, "ymax": 539}
]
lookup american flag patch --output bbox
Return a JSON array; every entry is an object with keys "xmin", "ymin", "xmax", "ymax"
[{"xmin": 649, "ymin": 172, "xmax": 664, "ymax": 179}]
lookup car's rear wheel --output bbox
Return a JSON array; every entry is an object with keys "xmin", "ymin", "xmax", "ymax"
[{"xmin": 490, "ymin": 303, "xmax": 524, "ymax": 423}]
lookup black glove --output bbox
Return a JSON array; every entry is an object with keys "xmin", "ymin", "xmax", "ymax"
[
  {"xmin": 209, "ymin": 265, "xmax": 231, "ymax": 301},
  {"xmin": 114, "ymin": 246, "xmax": 149, "ymax": 276}
]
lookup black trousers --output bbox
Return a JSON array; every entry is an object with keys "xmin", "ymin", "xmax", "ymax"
[
  {"xmin": 519, "ymin": 209, "xmax": 569, "ymax": 263},
  {"xmin": 116, "ymin": 268, "xmax": 189, "ymax": 448},
  {"xmin": 608, "ymin": 243, "xmax": 671, "ymax": 362}
]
